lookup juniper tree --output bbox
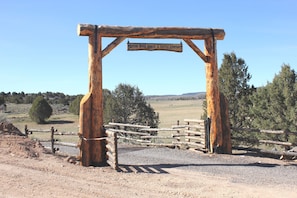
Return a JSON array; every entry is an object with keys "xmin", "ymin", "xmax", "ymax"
[
  {"xmin": 218, "ymin": 52, "xmax": 254, "ymax": 128},
  {"xmin": 111, "ymin": 83, "xmax": 159, "ymax": 127},
  {"xmin": 29, "ymin": 96, "xmax": 53, "ymax": 124},
  {"xmin": 250, "ymin": 64, "xmax": 297, "ymax": 131}
]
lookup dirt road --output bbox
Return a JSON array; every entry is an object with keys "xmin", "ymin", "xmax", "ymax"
[{"xmin": 0, "ymin": 135, "xmax": 297, "ymax": 197}]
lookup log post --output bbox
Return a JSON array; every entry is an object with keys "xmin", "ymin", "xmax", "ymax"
[
  {"xmin": 79, "ymin": 26, "xmax": 106, "ymax": 166},
  {"xmin": 51, "ymin": 126, "xmax": 56, "ymax": 154},
  {"xmin": 204, "ymin": 36, "xmax": 223, "ymax": 153},
  {"xmin": 25, "ymin": 125, "xmax": 28, "ymax": 136}
]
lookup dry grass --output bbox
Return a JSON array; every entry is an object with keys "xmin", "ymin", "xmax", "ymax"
[
  {"xmin": 2, "ymin": 103, "xmax": 79, "ymax": 143},
  {"xmin": 148, "ymin": 99, "xmax": 204, "ymax": 128},
  {"xmin": 1, "ymin": 99, "xmax": 205, "ymax": 142}
]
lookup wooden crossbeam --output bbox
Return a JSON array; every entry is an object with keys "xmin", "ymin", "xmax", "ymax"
[{"xmin": 78, "ymin": 24, "xmax": 225, "ymax": 40}]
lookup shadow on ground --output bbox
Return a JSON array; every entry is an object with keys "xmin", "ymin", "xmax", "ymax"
[{"xmin": 118, "ymin": 161, "xmax": 281, "ymax": 174}]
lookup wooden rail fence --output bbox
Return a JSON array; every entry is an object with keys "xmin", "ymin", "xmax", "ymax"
[
  {"xmin": 103, "ymin": 120, "xmax": 208, "ymax": 170},
  {"xmin": 172, "ymin": 119, "xmax": 208, "ymax": 152},
  {"xmin": 105, "ymin": 130, "xmax": 119, "ymax": 171},
  {"xmin": 106, "ymin": 119, "xmax": 208, "ymax": 151},
  {"xmin": 25, "ymin": 125, "xmax": 77, "ymax": 154},
  {"xmin": 231, "ymin": 127, "xmax": 297, "ymax": 158}
]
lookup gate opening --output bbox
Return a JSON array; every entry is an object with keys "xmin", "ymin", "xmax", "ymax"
[{"xmin": 77, "ymin": 24, "xmax": 231, "ymax": 167}]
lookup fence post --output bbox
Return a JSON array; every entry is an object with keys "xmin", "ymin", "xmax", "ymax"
[
  {"xmin": 176, "ymin": 120, "xmax": 180, "ymax": 143},
  {"xmin": 114, "ymin": 132, "xmax": 118, "ymax": 170},
  {"xmin": 205, "ymin": 118, "xmax": 211, "ymax": 152},
  {"xmin": 25, "ymin": 125, "xmax": 28, "ymax": 136},
  {"xmin": 186, "ymin": 121, "xmax": 190, "ymax": 142},
  {"xmin": 106, "ymin": 130, "xmax": 119, "ymax": 171},
  {"xmin": 51, "ymin": 127, "xmax": 56, "ymax": 154},
  {"xmin": 284, "ymin": 130, "xmax": 290, "ymax": 151}
]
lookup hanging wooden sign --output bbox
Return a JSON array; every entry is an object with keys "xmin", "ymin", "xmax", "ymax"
[{"xmin": 127, "ymin": 41, "xmax": 182, "ymax": 52}]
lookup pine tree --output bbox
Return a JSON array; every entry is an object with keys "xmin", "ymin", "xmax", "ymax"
[{"xmin": 218, "ymin": 52, "xmax": 254, "ymax": 127}]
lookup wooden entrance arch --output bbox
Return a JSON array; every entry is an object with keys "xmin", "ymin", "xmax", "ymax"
[{"xmin": 77, "ymin": 24, "xmax": 231, "ymax": 166}]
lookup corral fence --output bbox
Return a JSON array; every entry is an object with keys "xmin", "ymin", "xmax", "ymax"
[
  {"xmin": 231, "ymin": 127, "xmax": 297, "ymax": 158},
  {"xmin": 105, "ymin": 119, "xmax": 210, "ymax": 170},
  {"xmin": 25, "ymin": 125, "xmax": 77, "ymax": 154}
]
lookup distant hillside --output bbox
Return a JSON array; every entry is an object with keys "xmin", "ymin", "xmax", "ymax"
[{"xmin": 146, "ymin": 92, "xmax": 206, "ymax": 100}]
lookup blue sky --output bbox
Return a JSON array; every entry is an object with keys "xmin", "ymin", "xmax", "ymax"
[{"xmin": 0, "ymin": 1, "xmax": 296, "ymax": 95}]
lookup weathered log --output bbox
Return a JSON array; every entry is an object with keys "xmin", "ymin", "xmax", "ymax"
[
  {"xmin": 54, "ymin": 142, "xmax": 77, "ymax": 147},
  {"xmin": 106, "ymin": 132, "xmax": 118, "ymax": 170},
  {"xmin": 183, "ymin": 39, "xmax": 209, "ymax": 62},
  {"xmin": 102, "ymin": 37, "xmax": 125, "ymax": 58},
  {"xmin": 79, "ymin": 28, "xmax": 106, "ymax": 167},
  {"xmin": 106, "ymin": 144, "xmax": 116, "ymax": 153},
  {"xmin": 26, "ymin": 129, "xmax": 52, "ymax": 132},
  {"xmin": 184, "ymin": 119, "xmax": 205, "ymax": 123},
  {"xmin": 117, "ymin": 136, "xmax": 151, "ymax": 143},
  {"xmin": 140, "ymin": 135, "xmax": 175, "ymax": 139},
  {"xmin": 140, "ymin": 128, "xmax": 180, "ymax": 132},
  {"xmin": 184, "ymin": 129, "xmax": 204, "ymax": 136},
  {"xmin": 51, "ymin": 127, "xmax": 55, "ymax": 153},
  {"xmin": 259, "ymin": 140, "xmax": 292, "ymax": 146},
  {"xmin": 108, "ymin": 122, "xmax": 150, "ymax": 129},
  {"xmin": 185, "ymin": 136, "xmax": 205, "ymax": 142},
  {"xmin": 108, "ymin": 129, "xmax": 149, "ymax": 136},
  {"xmin": 171, "ymin": 125, "xmax": 188, "ymax": 129},
  {"xmin": 231, "ymin": 127, "xmax": 297, "ymax": 135},
  {"xmin": 260, "ymin": 130, "xmax": 285, "ymax": 134},
  {"xmin": 55, "ymin": 132, "xmax": 77, "ymax": 136},
  {"xmin": 107, "ymin": 159, "xmax": 118, "ymax": 171},
  {"xmin": 106, "ymin": 151, "xmax": 116, "ymax": 161},
  {"xmin": 185, "ymin": 125, "xmax": 205, "ymax": 130},
  {"xmin": 78, "ymin": 24, "xmax": 225, "ymax": 40},
  {"xmin": 204, "ymin": 37, "xmax": 223, "ymax": 153},
  {"xmin": 79, "ymin": 92, "xmax": 91, "ymax": 166},
  {"xmin": 172, "ymin": 134, "xmax": 186, "ymax": 137}
]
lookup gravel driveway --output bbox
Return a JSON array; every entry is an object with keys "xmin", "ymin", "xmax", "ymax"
[
  {"xmin": 46, "ymin": 142, "xmax": 297, "ymax": 187},
  {"xmin": 118, "ymin": 145, "xmax": 297, "ymax": 185}
]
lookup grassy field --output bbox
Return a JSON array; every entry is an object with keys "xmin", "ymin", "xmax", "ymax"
[
  {"xmin": 1, "ymin": 103, "xmax": 80, "ymax": 143},
  {"xmin": 148, "ymin": 99, "xmax": 204, "ymax": 128},
  {"xmin": 1, "ymin": 99, "xmax": 204, "ymax": 143}
]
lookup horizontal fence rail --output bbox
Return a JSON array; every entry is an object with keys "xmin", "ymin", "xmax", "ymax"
[
  {"xmin": 231, "ymin": 127, "xmax": 297, "ymax": 158},
  {"xmin": 25, "ymin": 125, "xmax": 78, "ymax": 154},
  {"xmin": 104, "ymin": 120, "xmax": 208, "ymax": 170},
  {"xmin": 105, "ymin": 130, "xmax": 119, "ymax": 171},
  {"xmin": 106, "ymin": 120, "xmax": 208, "ymax": 152}
]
